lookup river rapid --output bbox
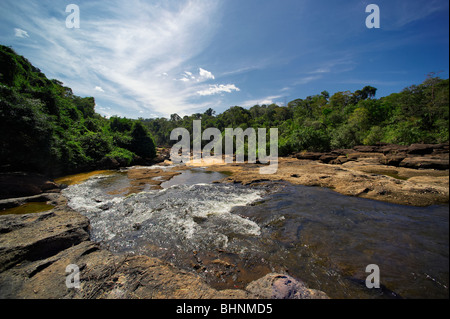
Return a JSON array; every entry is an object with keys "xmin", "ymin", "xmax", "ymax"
[{"xmin": 62, "ymin": 166, "xmax": 449, "ymax": 299}]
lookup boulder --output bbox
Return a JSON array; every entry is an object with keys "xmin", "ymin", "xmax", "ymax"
[
  {"xmin": 295, "ymin": 152, "xmax": 324, "ymax": 161},
  {"xmin": 407, "ymin": 144, "xmax": 436, "ymax": 155},
  {"xmin": 0, "ymin": 173, "xmax": 59, "ymax": 200},
  {"xmin": 330, "ymin": 155, "xmax": 351, "ymax": 165},
  {"xmin": 319, "ymin": 154, "xmax": 338, "ymax": 164},
  {"xmin": 246, "ymin": 273, "xmax": 329, "ymax": 299}
]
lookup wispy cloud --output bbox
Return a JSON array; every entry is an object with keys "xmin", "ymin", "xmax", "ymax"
[
  {"xmin": 294, "ymin": 75, "xmax": 323, "ymax": 85},
  {"xmin": 2, "ymin": 0, "xmax": 234, "ymax": 117},
  {"xmin": 241, "ymin": 95, "xmax": 283, "ymax": 107},
  {"xmin": 385, "ymin": 0, "xmax": 448, "ymax": 29},
  {"xmin": 309, "ymin": 67, "xmax": 330, "ymax": 74},
  {"xmin": 197, "ymin": 84, "xmax": 240, "ymax": 96}
]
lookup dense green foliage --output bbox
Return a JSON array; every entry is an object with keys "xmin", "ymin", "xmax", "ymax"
[
  {"xmin": 1, "ymin": 44, "xmax": 448, "ymax": 176},
  {"xmin": 0, "ymin": 45, "xmax": 156, "ymax": 176},
  {"xmin": 143, "ymin": 78, "xmax": 449, "ymax": 156}
]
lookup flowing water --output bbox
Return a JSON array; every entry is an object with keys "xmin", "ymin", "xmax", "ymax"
[{"xmin": 62, "ymin": 167, "xmax": 449, "ymax": 299}]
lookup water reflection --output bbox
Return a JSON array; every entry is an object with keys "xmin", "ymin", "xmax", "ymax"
[{"xmin": 235, "ymin": 183, "xmax": 449, "ymax": 299}]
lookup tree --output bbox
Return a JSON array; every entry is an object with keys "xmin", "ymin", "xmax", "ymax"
[
  {"xmin": 362, "ymin": 86, "xmax": 377, "ymax": 99},
  {"xmin": 130, "ymin": 122, "xmax": 156, "ymax": 159},
  {"xmin": 204, "ymin": 108, "xmax": 216, "ymax": 117},
  {"xmin": 170, "ymin": 113, "xmax": 181, "ymax": 122}
]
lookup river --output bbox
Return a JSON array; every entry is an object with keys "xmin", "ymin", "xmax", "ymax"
[{"xmin": 61, "ymin": 166, "xmax": 449, "ymax": 299}]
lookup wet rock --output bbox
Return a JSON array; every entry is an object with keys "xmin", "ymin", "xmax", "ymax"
[
  {"xmin": 246, "ymin": 273, "xmax": 329, "ymax": 299},
  {"xmin": 0, "ymin": 173, "xmax": 60, "ymax": 200}
]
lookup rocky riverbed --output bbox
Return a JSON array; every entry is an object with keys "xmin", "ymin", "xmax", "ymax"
[
  {"xmin": 0, "ymin": 168, "xmax": 329, "ymax": 299},
  {"xmin": 202, "ymin": 143, "xmax": 449, "ymax": 207},
  {"xmin": 0, "ymin": 143, "xmax": 448, "ymax": 299}
]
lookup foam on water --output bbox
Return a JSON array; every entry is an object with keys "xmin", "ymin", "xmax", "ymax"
[{"xmin": 63, "ymin": 174, "xmax": 263, "ymax": 254}]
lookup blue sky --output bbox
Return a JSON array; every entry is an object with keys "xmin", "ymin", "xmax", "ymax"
[{"xmin": 0, "ymin": 0, "xmax": 448, "ymax": 119}]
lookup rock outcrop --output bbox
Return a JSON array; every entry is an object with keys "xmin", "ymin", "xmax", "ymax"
[
  {"xmin": 295, "ymin": 143, "xmax": 449, "ymax": 170},
  {"xmin": 0, "ymin": 173, "xmax": 60, "ymax": 200}
]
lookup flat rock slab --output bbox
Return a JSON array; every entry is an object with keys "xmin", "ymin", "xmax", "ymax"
[{"xmin": 206, "ymin": 157, "xmax": 449, "ymax": 207}]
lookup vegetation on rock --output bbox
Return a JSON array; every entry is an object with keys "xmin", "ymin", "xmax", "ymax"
[{"xmin": 0, "ymin": 45, "xmax": 156, "ymax": 176}]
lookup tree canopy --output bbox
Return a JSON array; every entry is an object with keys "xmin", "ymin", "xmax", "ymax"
[{"xmin": 142, "ymin": 77, "xmax": 448, "ymax": 156}]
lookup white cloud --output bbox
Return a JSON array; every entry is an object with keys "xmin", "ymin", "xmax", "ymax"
[
  {"xmin": 14, "ymin": 28, "xmax": 29, "ymax": 38},
  {"xmin": 197, "ymin": 84, "xmax": 240, "ymax": 96},
  {"xmin": 177, "ymin": 68, "xmax": 215, "ymax": 83},
  {"xmin": 198, "ymin": 68, "xmax": 215, "ymax": 81},
  {"xmin": 242, "ymin": 95, "xmax": 283, "ymax": 107},
  {"xmin": 95, "ymin": 86, "xmax": 105, "ymax": 92}
]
